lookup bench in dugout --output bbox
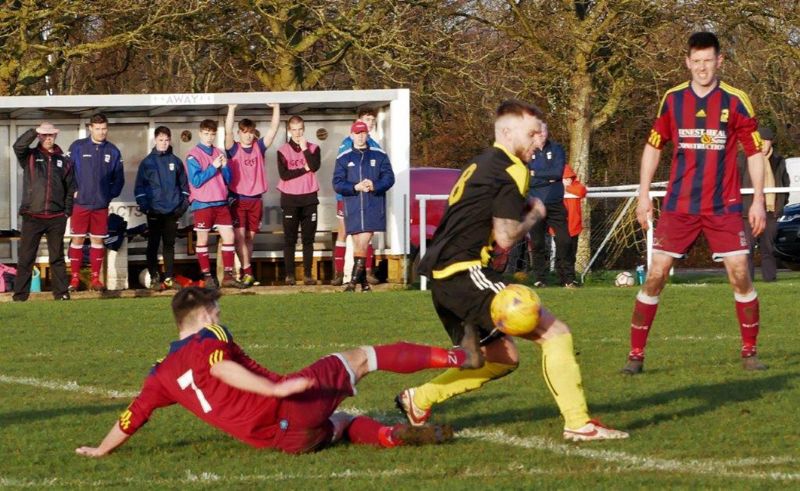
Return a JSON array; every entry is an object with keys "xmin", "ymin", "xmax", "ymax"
[{"xmin": 126, "ymin": 228, "xmax": 337, "ymax": 287}]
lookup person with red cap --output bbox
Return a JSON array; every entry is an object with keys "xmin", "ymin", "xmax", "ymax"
[
  {"xmin": 12, "ymin": 122, "xmax": 75, "ymax": 301},
  {"xmin": 333, "ymin": 120, "xmax": 395, "ymax": 291}
]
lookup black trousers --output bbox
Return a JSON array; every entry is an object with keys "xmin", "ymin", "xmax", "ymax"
[
  {"xmin": 282, "ymin": 204, "xmax": 318, "ymax": 276},
  {"xmin": 530, "ymin": 201, "xmax": 573, "ymax": 284},
  {"xmin": 14, "ymin": 215, "xmax": 68, "ymax": 300},
  {"xmin": 146, "ymin": 213, "xmax": 179, "ymax": 281},
  {"xmin": 743, "ymin": 212, "xmax": 778, "ymax": 282}
]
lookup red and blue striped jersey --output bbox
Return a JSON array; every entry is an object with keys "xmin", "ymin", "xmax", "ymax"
[{"xmin": 647, "ymin": 81, "xmax": 762, "ymax": 215}]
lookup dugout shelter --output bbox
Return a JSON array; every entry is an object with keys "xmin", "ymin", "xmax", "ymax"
[{"xmin": 0, "ymin": 89, "xmax": 411, "ymax": 288}]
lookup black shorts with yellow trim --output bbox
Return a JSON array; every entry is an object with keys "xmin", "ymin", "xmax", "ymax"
[{"xmin": 430, "ymin": 265, "xmax": 507, "ymax": 347}]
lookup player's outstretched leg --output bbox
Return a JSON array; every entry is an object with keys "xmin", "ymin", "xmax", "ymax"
[
  {"xmin": 345, "ymin": 415, "xmax": 454, "ymax": 448},
  {"xmin": 364, "ymin": 342, "xmax": 479, "ymax": 373},
  {"xmin": 395, "ymin": 361, "xmax": 517, "ymax": 426}
]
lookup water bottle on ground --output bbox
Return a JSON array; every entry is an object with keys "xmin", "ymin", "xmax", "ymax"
[{"xmin": 635, "ymin": 264, "xmax": 645, "ymax": 286}]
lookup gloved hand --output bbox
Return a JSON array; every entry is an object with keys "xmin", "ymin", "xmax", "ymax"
[{"xmin": 489, "ymin": 243, "xmax": 511, "ymax": 273}]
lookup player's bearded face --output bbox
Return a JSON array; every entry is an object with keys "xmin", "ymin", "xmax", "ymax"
[
  {"xmin": 686, "ymin": 47, "xmax": 721, "ymax": 87},
  {"xmin": 514, "ymin": 115, "xmax": 542, "ymax": 162}
]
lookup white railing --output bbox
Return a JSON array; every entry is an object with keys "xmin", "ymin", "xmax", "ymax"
[{"xmin": 415, "ymin": 187, "xmax": 800, "ymax": 290}]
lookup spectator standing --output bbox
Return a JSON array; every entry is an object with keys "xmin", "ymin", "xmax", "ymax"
[
  {"xmin": 185, "ymin": 119, "xmax": 241, "ymax": 289},
  {"xmin": 333, "ymin": 108, "xmax": 382, "ymax": 286},
  {"xmin": 68, "ymin": 113, "xmax": 124, "ymax": 292},
  {"xmin": 276, "ymin": 116, "xmax": 322, "ymax": 286},
  {"xmin": 738, "ymin": 125, "xmax": 790, "ymax": 282},
  {"xmin": 12, "ymin": 122, "xmax": 75, "ymax": 301},
  {"xmin": 527, "ymin": 123, "xmax": 574, "ymax": 287},
  {"xmin": 560, "ymin": 165, "xmax": 587, "ymax": 286},
  {"xmin": 134, "ymin": 126, "xmax": 190, "ymax": 290},
  {"xmin": 224, "ymin": 103, "xmax": 281, "ymax": 287},
  {"xmin": 333, "ymin": 121, "xmax": 395, "ymax": 292}
]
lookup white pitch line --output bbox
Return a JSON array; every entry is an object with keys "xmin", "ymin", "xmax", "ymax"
[
  {"xmin": 460, "ymin": 429, "xmax": 800, "ymax": 481},
  {"xmin": 2, "ymin": 374, "xmax": 798, "ymax": 482},
  {"xmin": 0, "ymin": 374, "xmax": 137, "ymax": 399}
]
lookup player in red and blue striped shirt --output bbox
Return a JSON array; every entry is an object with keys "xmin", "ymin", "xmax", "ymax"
[{"xmin": 622, "ymin": 31, "xmax": 769, "ymax": 374}]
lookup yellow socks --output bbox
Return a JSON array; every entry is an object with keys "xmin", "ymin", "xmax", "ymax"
[
  {"xmin": 541, "ymin": 333, "xmax": 590, "ymax": 429},
  {"xmin": 412, "ymin": 362, "xmax": 517, "ymax": 409}
]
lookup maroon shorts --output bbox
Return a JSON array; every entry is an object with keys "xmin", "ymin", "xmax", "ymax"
[
  {"xmin": 192, "ymin": 205, "xmax": 233, "ymax": 232},
  {"xmin": 69, "ymin": 205, "xmax": 108, "ymax": 238},
  {"xmin": 653, "ymin": 211, "xmax": 749, "ymax": 261},
  {"xmin": 272, "ymin": 355, "xmax": 355, "ymax": 454},
  {"xmin": 231, "ymin": 198, "xmax": 263, "ymax": 232},
  {"xmin": 336, "ymin": 200, "xmax": 344, "ymax": 219}
]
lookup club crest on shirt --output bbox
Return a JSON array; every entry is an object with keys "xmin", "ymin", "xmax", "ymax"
[
  {"xmin": 720, "ymin": 109, "xmax": 729, "ymax": 123},
  {"xmin": 347, "ymin": 162, "xmax": 355, "ymax": 167},
  {"xmin": 370, "ymin": 159, "xmax": 376, "ymax": 167},
  {"xmin": 57, "ymin": 161, "xmax": 63, "ymax": 168},
  {"xmin": 169, "ymin": 163, "xmax": 175, "ymax": 171},
  {"xmin": 104, "ymin": 154, "xmax": 111, "ymax": 163}
]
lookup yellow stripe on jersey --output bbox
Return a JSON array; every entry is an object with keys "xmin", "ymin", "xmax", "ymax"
[
  {"xmin": 505, "ymin": 163, "xmax": 529, "ymax": 196},
  {"xmin": 431, "ymin": 260, "xmax": 482, "ymax": 279},
  {"xmin": 720, "ymin": 81, "xmax": 756, "ymax": 117},
  {"xmin": 648, "ymin": 129, "xmax": 662, "ymax": 149},
  {"xmin": 206, "ymin": 324, "xmax": 228, "ymax": 343},
  {"xmin": 119, "ymin": 409, "xmax": 133, "ymax": 430},
  {"xmin": 752, "ymin": 131, "xmax": 763, "ymax": 152},
  {"xmin": 656, "ymin": 81, "xmax": 689, "ymax": 116},
  {"xmin": 208, "ymin": 349, "xmax": 224, "ymax": 367},
  {"xmin": 493, "ymin": 142, "xmax": 529, "ymax": 196}
]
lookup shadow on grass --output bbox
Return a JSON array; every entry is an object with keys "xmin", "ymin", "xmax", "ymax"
[
  {"xmin": 436, "ymin": 373, "xmax": 795, "ymax": 432},
  {"xmin": 594, "ymin": 373, "xmax": 795, "ymax": 430},
  {"xmin": 0, "ymin": 402, "xmax": 127, "ymax": 426}
]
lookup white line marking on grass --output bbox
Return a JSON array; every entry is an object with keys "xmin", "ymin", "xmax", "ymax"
[
  {"xmin": 0, "ymin": 374, "xmax": 137, "ymax": 399},
  {"xmin": 0, "ymin": 466, "xmax": 554, "ymax": 488},
  {"xmin": 3, "ymin": 375, "xmax": 797, "ymax": 482},
  {"xmin": 460, "ymin": 428, "xmax": 800, "ymax": 481}
]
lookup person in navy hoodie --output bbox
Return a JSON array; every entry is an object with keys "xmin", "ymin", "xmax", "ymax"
[
  {"xmin": 134, "ymin": 126, "xmax": 190, "ymax": 290},
  {"xmin": 67, "ymin": 113, "xmax": 124, "ymax": 292},
  {"xmin": 333, "ymin": 121, "xmax": 394, "ymax": 292}
]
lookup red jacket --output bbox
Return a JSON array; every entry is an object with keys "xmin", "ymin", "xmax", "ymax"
[{"xmin": 562, "ymin": 165, "xmax": 587, "ymax": 237}]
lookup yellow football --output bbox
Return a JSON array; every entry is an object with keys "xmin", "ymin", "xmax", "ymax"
[{"xmin": 490, "ymin": 284, "xmax": 541, "ymax": 336}]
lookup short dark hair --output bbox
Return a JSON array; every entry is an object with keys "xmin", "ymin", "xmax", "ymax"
[
  {"xmin": 357, "ymin": 107, "xmax": 377, "ymax": 119},
  {"xmin": 687, "ymin": 31, "xmax": 720, "ymax": 55},
  {"xmin": 287, "ymin": 115, "xmax": 304, "ymax": 126},
  {"xmin": 154, "ymin": 126, "xmax": 171, "ymax": 138},
  {"xmin": 496, "ymin": 100, "xmax": 544, "ymax": 120},
  {"xmin": 172, "ymin": 287, "xmax": 221, "ymax": 326},
  {"xmin": 199, "ymin": 119, "xmax": 217, "ymax": 132},
  {"xmin": 90, "ymin": 113, "xmax": 108, "ymax": 125},
  {"xmin": 238, "ymin": 118, "xmax": 256, "ymax": 133}
]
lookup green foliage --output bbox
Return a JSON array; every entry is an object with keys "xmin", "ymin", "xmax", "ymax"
[{"xmin": 1, "ymin": 283, "xmax": 798, "ymax": 487}]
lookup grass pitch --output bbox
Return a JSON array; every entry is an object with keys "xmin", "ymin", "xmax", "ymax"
[{"xmin": 1, "ymin": 275, "xmax": 798, "ymax": 489}]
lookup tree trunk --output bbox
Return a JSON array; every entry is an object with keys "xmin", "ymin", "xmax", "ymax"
[{"xmin": 567, "ymin": 58, "xmax": 593, "ymax": 277}]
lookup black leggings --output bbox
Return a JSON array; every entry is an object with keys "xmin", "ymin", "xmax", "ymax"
[
  {"xmin": 146, "ymin": 213, "xmax": 178, "ymax": 280},
  {"xmin": 282, "ymin": 204, "xmax": 318, "ymax": 276}
]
